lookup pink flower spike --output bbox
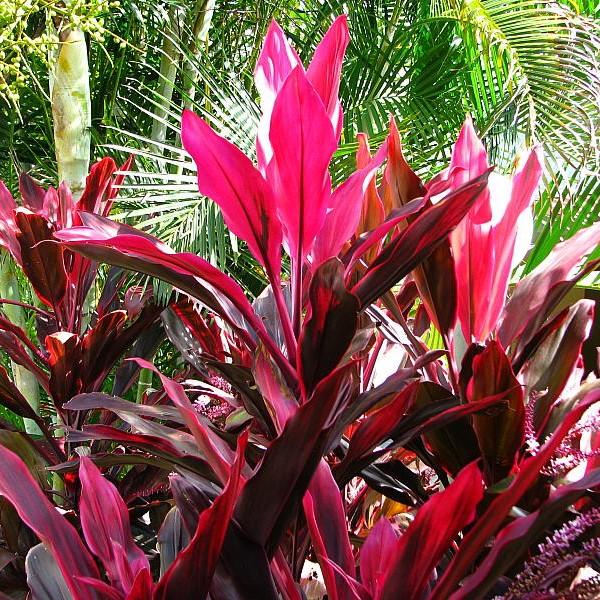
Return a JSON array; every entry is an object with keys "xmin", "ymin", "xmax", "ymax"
[{"xmin": 306, "ymin": 15, "xmax": 350, "ymax": 141}]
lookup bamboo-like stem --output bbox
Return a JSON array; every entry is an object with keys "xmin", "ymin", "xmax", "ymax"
[
  {"xmin": 0, "ymin": 254, "xmax": 41, "ymax": 436},
  {"xmin": 136, "ymin": 367, "xmax": 154, "ymax": 403},
  {"xmin": 151, "ymin": 6, "xmax": 184, "ymax": 145},
  {"xmin": 50, "ymin": 28, "xmax": 91, "ymax": 199},
  {"xmin": 181, "ymin": 0, "xmax": 215, "ymax": 110}
]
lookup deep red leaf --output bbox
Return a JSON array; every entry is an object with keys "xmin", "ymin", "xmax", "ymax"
[
  {"xmin": 235, "ymin": 361, "xmax": 357, "ymax": 552},
  {"xmin": 466, "ymin": 340, "xmax": 525, "ymax": 483},
  {"xmin": 429, "ymin": 388, "xmax": 600, "ymax": 599},
  {"xmin": 352, "ymin": 170, "xmax": 491, "ymax": 308},
  {"xmin": 15, "ymin": 210, "xmax": 67, "ymax": 312},
  {"xmin": 381, "ymin": 461, "xmax": 484, "ymax": 600}
]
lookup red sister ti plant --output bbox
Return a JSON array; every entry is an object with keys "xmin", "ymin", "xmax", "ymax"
[{"xmin": 0, "ymin": 15, "xmax": 598, "ymax": 600}]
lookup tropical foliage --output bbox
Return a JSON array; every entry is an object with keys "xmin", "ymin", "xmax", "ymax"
[{"xmin": 0, "ymin": 16, "xmax": 597, "ymax": 599}]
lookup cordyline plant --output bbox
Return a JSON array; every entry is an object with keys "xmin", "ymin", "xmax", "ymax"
[{"xmin": 0, "ymin": 15, "xmax": 598, "ymax": 600}]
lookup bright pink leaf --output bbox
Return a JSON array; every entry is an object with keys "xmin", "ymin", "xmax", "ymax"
[
  {"xmin": 312, "ymin": 141, "xmax": 387, "ymax": 267},
  {"xmin": 306, "ymin": 15, "xmax": 349, "ymax": 140},
  {"xmin": 0, "ymin": 181, "xmax": 21, "ymax": 264},
  {"xmin": 181, "ymin": 109, "xmax": 282, "ymax": 284},
  {"xmin": 268, "ymin": 66, "xmax": 337, "ymax": 265}
]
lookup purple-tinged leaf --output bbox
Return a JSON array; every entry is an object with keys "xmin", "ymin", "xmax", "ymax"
[
  {"xmin": 79, "ymin": 456, "xmax": 150, "ymax": 595},
  {"xmin": 430, "ymin": 388, "xmax": 600, "ymax": 599},
  {"xmin": 254, "ymin": 345, "xmax": 296, "ymax": 433},
  {"xmin": 154, "ymin": 431, "xmax": 248, "ymax": 600},
  {"xmin": 25, "ymin": 543, "xmax": 72, "ymax": 600},
  {"xmin": 303, "ymin": 460, "xmax": 355, "ymax": 599},
  {"xmin": 381, "ymin": 462, "xmax": 484, "ymax": 600},
  {"xmin": 236, "ymin": 361, "xmax": 357, "ymax": 552},
  {"xmin": 522, "ymin": 300, "xmax": 595, "ymax": 433},
  {"xmin": 360, "ymin": 518, "xmax": 398, "ymax": 599},
  {"xmin": 132, "ymin": 358, "xmax": 236, "ymax": 484},
  {"xmin": 0, "ymin": 445, "xmax": 101, "ymax": 600},
  {"xmin": 300, "ymin": 258, "xmax": 359, "ymax": 397}
]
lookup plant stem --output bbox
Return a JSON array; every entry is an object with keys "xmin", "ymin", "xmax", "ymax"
[{"xmin": 0, "ymin": 255, "xmax": 41, "ymax": 436}]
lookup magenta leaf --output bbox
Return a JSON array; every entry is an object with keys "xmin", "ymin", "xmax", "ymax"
[
  {"xmin": 268, "ymin": 66, "xmax": 337, "ymax": 266},
  {"xmin": 305, "ymin": 15, "xmax": 349, "ymax": 139},
  {"xmin": 0, "ymin": 181, "xmax": 22, "ymax": 263},
  {"xmin": 181, "ymin": 110, "xmax": 282, "ymax": 284},
  {"xmin": 0, "ymin": 445, "xmax": 101, "ymax": 600},
  {"xmin": 312, "ymin": 141, "xmax": 387, "ymax": 267},
  {"xmin": 79, "ymin": 456, "xmax": 150, "ymax": 595}
]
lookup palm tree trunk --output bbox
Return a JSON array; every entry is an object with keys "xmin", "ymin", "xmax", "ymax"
[
  {"xmin": 0, "ymin": 255, "xmax": 41, "ymax": 435},
  {"xmin": 50, "ymin": 28, "xmax": 91, "ymax": 199}
]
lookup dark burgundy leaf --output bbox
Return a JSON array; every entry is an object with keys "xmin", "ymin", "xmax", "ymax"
[
  {"xmin": 300, "ymin": 258, "xmax": 359, "ymax": 397},
  {"xmin": 352, "ymin": 170, "xmax": 491, "ymax": 309}
]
